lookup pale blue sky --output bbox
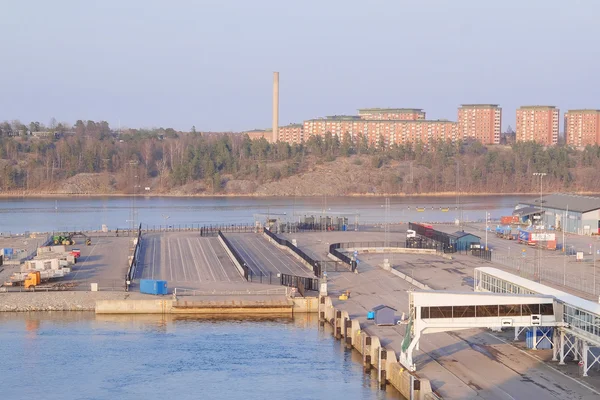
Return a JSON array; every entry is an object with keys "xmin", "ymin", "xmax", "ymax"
[{"xmin": 1, "ymin": 0, "xmax": 598, "ymax": 132}]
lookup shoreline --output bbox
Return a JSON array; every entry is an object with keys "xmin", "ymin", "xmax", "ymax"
[{"xmin": 0, "ymin": 191, "xmax": 599, "ymax": 199}]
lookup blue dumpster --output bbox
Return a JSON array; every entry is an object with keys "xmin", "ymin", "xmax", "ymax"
[
  {"xmin": 140, "ymin": 279, "xmax": 168, "ymax": 295},
  {"xmin": 367, "ymin": 311, "xmax": 375, "ymax": 320}
]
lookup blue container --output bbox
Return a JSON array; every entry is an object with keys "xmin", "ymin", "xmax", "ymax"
[
  {"xmin": 342, "ymin": 225, "xmax": 347, "ymax": 231},
  {"xmin": 367, "ymin": 311, "xmax": 375, "ymax": 320},
  {"xmin": 140, "ymin": 279, "xmax": 168, "ymax": 295},
  {"xmin": 3, "ymin": 248, "xmax": 13, "ymax": 256},
  {"xmin": 526, "ymin": 328, "xmax": 553, "ymax": 349}
]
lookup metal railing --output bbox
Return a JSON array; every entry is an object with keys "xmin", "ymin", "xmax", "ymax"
[
  {"xmin": 280, "ymin": 273, "xmax": 319, "ymax": 292},
  {"xmin": 174, "ymin": 287, "xmax": 289, "ymax": 297},
  {"xmin": 491, "ymin": 252, "xmax": 600, "ymax": 296},
  {"xmin": 263, "ymin": 228, "xmax": 322, "ymax": 278},
  {"xmin": 218, "ymin": 230, "xmax": 250, "ymax": 280},
  {"xmin": 126, "ymin": 223, "xmax": 142, "ymax": 287}
]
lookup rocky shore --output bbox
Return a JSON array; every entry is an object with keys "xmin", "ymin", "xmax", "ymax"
[{"xmin": 0, "ymin": 291, "xmax": 152, "ymax": 312}]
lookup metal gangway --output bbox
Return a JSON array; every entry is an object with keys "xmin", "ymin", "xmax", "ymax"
[{"xmin": 399, "ymin": 290, "xmax": 566, "ymax": 372}]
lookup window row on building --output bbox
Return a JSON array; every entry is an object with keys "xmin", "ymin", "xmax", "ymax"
[{"xmin": 421, "ymin": 303, "xmax": 554, "ymax": 319}]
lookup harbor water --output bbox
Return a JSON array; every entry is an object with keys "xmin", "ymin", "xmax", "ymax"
[
  {"xmin": 0, "ymin": 312, "xmax": 403, "ymax": 400},
  {"xmin": 0, "ymin": 195, "xmax": 520, "ymax": 233}
]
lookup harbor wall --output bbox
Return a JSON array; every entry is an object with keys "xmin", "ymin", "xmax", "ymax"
[
  {"xmin": 95, "ymin": 296, "xmax": 319, "ymax": 315},
  {"xmin": 319, "ymin": 295, "xmax": 437, "ymax": 400}
]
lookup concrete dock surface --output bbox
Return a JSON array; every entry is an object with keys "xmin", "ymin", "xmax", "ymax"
[
  {"xmin": 137, "ymin": 233, "xmax": 245, "ymax": 287},
  {"xmin": 285, "ymin": 230, "xmax": 600, "ymax": 399},
  {"xmin": 225, "ymin": 232, "xmax": 314, "ymax": 278}
]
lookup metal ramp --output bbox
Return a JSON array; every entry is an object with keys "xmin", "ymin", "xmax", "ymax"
[{"xmin": 399, "ymin": 290, "xmax": 566, "ymax": 371}]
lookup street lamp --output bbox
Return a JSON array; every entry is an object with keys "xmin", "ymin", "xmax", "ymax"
[
  {"xmin": 533, "ymin": 173, "xmax": 547, "ymax": 226},
  {"xmin": 485, "ymin": 211, "xmax": 489, "ymax": 251},
  {"xmin": 533, "ymin": 172, "xmax": 547, "ymax": 282}
]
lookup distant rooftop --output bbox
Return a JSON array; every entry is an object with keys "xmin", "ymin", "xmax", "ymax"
[
  {"xmin": 460, "ymin": 104, "xmax": 500, "ymax": 108},
  {"xmin": 305, "ymin": 117, "xmax": 455, "ymax": 124},
  {"xmin": 566, "ymin": 109, "xmax": 600, "ymax": 113},
  {"xmin": 519, "ymin": 193, "xmax": 600, "ymax": 213},
  {"xmin": 358, "ymin": 108, "xmax": 424, "ymax": 114},
  {"xmin": 518, "ymin": 105, "xmax": 557, "ymax": 109}
]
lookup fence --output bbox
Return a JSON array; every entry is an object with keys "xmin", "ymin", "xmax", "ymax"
[
  {"xmin": 263, "ymin": 228, "xmax": 322, "ymax": 278},
  {"xmin": 126, "ymin": 223, "xmax": 142, "ymax": 285},
  {"xmin": 471, "ymin": 249, "xmax": 492, "ymax": 261},
  {"xmin": 174, "ymin": 287, "xmax": 288, "ymax": 296},
  {"xmin": 247, "ymin": 271, "xmax": 277, "ymax": 284},
  {"xmin": 491, "ymin": 252, "xmax": 600, "ymax": 296},
  {"xmin": 280, "ymin": 273, "xmax": 319, "ymax": 292},
  {"xmin": 217, "ymin": 230, "xmax": 250, "ymax": 280},
  {"xmin": 201, "ymin": 224, "xmax": 255, "ymax": 236}
]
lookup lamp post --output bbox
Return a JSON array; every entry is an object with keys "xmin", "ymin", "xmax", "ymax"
[
  {"xmin": 485, "ymin": 211, "xmax": 489, "ymax": 251},
  {"xmin": 533, "ymin": 172, "xmax": 547, "ymax": 282}
]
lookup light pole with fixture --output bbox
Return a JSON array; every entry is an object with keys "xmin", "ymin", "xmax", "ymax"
[{"xmin": 533, "ymin": 172, "xmax": 547, "ymax": 282}]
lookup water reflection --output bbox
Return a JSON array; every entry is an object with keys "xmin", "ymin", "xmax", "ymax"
[{"xmin": 0, "ymin": 312, "xmax": 403, "ymax": 399}]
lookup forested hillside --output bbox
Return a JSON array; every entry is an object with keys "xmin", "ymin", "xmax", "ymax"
[{"xmin": 0, "ymin": 120, "xmax": 599, "ymax": 196}]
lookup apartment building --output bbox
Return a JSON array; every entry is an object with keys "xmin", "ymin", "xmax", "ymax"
[
  {"xmin": 564, "ymin": 109, "xmax": 600, "ymax": 147},
  {"xmin": 515, "ymin": 106, "xmax": 559, "ymax": 145},
  {"xmin": 245, "ymin": 129, "xmax": 271, "ymax": 141},
  {"xmin": 457, "ymin": 104, "xmax": 502, "ymax": 144},
  {"xmin": 358, "ymin": 108, "xmax": 425, "ymax": 121},
  {"xmin": 277, "ymin": 124, "xmax": 304, "ymax": 144},
  {"xmin": 303, "ymin": 117, "xmax": 456, "ymax": 148}
]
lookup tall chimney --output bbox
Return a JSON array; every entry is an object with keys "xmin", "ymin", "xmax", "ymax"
[{"xmin": 272, "ymin": 71, "xmax": 279, "ymax": 143}]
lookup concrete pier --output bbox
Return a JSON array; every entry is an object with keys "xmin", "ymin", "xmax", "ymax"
[
  {"xmin": 95, "ymin": 295, "xmax": 318, "ymax": 315},
  {"xmin": 319, "ymin": 294, "xmax": 434, "ymax": 399}
]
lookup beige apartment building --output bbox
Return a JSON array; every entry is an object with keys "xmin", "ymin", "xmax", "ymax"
[
  {"xmin": 244, "ymin": 124, "xmax": 304, "ymax": 145},
  {"xmin": 358, "ymin": 108, "xmax": 426, "ymax": 121},
  {"xmin": 515, "ymin": 106, "xmax": 559, "ymax": 145},
  {"xmin": 303, "ymin": 117, "xmax": 456, "ymax": 148},
  {"xmin": 277, "ymin": 124, "xmax": 304, "ymax": 144},
  {"xmin": 564, "ymin": 109, "xmax": 600, "ymax": 147}
]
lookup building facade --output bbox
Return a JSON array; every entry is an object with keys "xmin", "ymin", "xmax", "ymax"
[
  {"xmin": 245, "ymin": 129, "xmax": 271, "ymax": 141},
  {"xmin": 516, "ymin": 193, "xmax": 600, "ymax": 235},
  {"xmin": 277, "ymin": 124, "xmax": 304, "ymax": 144},
  {"xmin": 358, "ymin": 108, "xmax": 425, "ymax": 121},
  {"xmin": 564, "ymin": 109, "xmax": 600, "ymax": 147},
  {"xmin": 457, "ymin": 104, "xmax": 502, "ymax": 145},
  {"xmin": 303, "ymin": 117, "xmax": 457, "ymax": 147},
  {"xmin": 515, "ymin": 106, "xmax": 559, "ymax": 145}
]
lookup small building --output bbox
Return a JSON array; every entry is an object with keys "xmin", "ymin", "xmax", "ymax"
[
  {"xmin": 372, "ymin": 305, "xmax": 396, "ymax": 326},
  {"xmin": 448, "ymin": 231, "xmax": 481, "ymax": 251},
  {"xmin": 516, "ymin": 193, "xmax": 600, "ymax": 235}
]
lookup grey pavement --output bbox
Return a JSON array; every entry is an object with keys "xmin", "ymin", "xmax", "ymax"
[
  {"xmin": 225, "ymin": 233, "xmax": 314, "ymax": 278},
  {"xmin": 136, "ymin": 232, "xmax": 245, "ymax": 287},
  {"xmin": 289, "ymin": 230, "xmax": 600, "ymax": 399}
]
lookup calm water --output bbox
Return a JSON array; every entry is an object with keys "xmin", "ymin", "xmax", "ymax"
[
  {"xmin": 0, "ymin": 195, "xmax": 521, "ymax": 233},
  {"xmin": 0, "ymin": 313, "xmax": 402, "ymax": 400}
]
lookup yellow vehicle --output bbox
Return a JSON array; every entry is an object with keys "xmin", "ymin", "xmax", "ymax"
[{"xmin": 24, "ymin": 271, "xmax": 41, "ymax": 289}]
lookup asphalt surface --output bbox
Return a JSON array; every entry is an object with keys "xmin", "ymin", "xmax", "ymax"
[
  {"xmin": 224, "ymin": 233, "xmax": 314, "ymax": 278},
  {"xmin": 64, "ymin": 236, "xmax": 131, "ymax": 290},
  {"xmin": 137, "ymin": 233, "xmax": 245, "ymax": 286},
  {"xmin": 289, "ymin": 230, "xmax": 600, "ymax": 399}
]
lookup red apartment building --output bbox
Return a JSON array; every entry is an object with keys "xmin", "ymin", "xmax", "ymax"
[
  {"xmin": 564, "ymin": 109, "xmax": 600, "ymax": 147},
  {"xmin": 277, "ymin": 124, "xmax": 304, "ymax": 144},
  {"xmin": 515, "ymin": 106, "xmax": 559, "ymax": 145},
  {"xmin": 457, "ymin": 104, "xmax": 502, "ymax": 144}
]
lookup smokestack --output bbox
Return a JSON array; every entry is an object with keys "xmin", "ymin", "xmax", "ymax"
[{"xmin": 272, "ymin": 72, "xmax": 279, "ymax": 143}]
